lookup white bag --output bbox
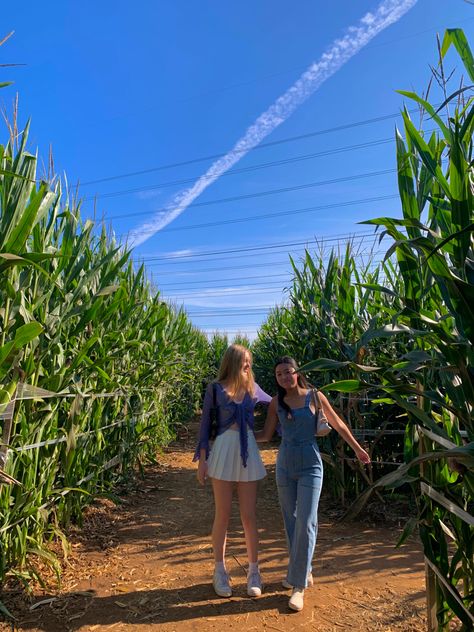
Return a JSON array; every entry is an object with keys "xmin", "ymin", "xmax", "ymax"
[{"xmin": 312, "ymin": 389, "xmax": 331, "ymax": 437}]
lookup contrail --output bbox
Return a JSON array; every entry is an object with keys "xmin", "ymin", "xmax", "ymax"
[{"xmin": 129, "ymin": 0, "xmax": 418, "ymax": 247}]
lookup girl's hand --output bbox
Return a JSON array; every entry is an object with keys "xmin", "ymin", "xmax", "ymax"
[
  {"xmin": 197, "ymin": 459, "xmax": 208, "ymax": 485},
  {"xmin": 355, "ymin": 446, "xmax": 371, "ymax": 465}
]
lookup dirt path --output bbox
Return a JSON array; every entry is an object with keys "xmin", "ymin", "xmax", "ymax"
[{"xmin": 1, "ymin": 427, "xmax": 427, "ymax": 631}]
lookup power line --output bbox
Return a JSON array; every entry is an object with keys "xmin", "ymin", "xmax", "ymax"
[
  {"xmin": 168, "ymin": 262, "xmax": 394, "ymax": 295},
  {"xmin": 104, "ymin": 168, "xmax": 396, "ymax": 221},
  {"xmin": 145, "ymin": 246, "xmax": 384, "ymax": 273},
  {"xmin": 83, "ymin": 136, "xmax": 397, "ymax": 201},
  {"xmin": 77, "ymin": 110, "xmax": 413, "ymax": 187},
  {"xmin": 137, "ymin": 231, "xmax": 376, "ymax": 262},
  {"xmin": 185, "ymin": 281, "xmax": 390, "ymax": 317},
  {"xmin": 194, "ymin": 259, "xmax": 389, "ymax": 322},
  {"xmin": 202, "ymin": 331, "xmax": 261, "ymax": 336},
  {"xmin": 84, "ymin": 124, "xmax": 437, "ymax": 202},
  {"xmin": 164, "ymin": 252, "xmax": 384, "ymax": 298},
  {"xmin": 148, "ymin": 252, "xmax": 385, "ymax": 275},
  {"xmin": 155, "ymin": 271, "xmax": 290, "ymax": 287},
  {"xmin": 162, "ymin": 259, "xmax": 383, "ymax": 298},
  {"xmin": 163, "ymin": 279, "xmax": 288, "ymax": 290},
  {"xmin": 187, "ymin": 309, "xmax": 273, "ymax": 317},
  {"xmin": 161, "ymin": 280, "xmax": 288, "ymax": 292},
  {"xmin": 152, "ymin": 248, "xmax": 296, "ymax": 266},
  {"xmin": 163, "ymin": 255, "xmax": 394, "ymax": 292},
  {"xmin": 47, "ymin": 14, "xmax": 468, "ymax": 159},
  {"xmin": 165, "ymin": 286, "xmax": 289, "ymax": 298},
  {"xmin": 148, "ymin": 260, "xmax": 295, "ymax": 274},
  {"xmin": 202, "ymin": 330, "xmax": 261, "ymax": 335},
  {"xmin": 118, "ymin": 193, "xmax": 399, "ymax": 237},
  {"xmin": 144, "ymin": 242, "xmax": 381, "ymax": 268},
  {"xmin": 77, "ymin": 97, "xmax": 450, "ymax": 188}
]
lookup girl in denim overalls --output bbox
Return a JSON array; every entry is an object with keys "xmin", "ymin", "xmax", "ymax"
[{"xmin": 256, "ymin": 356, "xmax": 370, "ymax": 611}]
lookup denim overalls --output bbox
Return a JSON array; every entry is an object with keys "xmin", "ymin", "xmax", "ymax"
[{"xmin": 276, "ymin": 390, "xmax": 323, "ymax": 588}]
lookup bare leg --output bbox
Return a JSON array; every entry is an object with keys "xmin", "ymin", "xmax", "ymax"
[
  {"xmin": 237, "ymin": 481, "xmax": 259, "ymax": 563},
  {"xmin": 211, "ymin": 478, "xmax": 234, "ymax": 562}
]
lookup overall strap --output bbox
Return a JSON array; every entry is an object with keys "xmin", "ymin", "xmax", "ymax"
[{"xmin": 303, "ymin": 389, "xmax": 312, "ymax": 408}]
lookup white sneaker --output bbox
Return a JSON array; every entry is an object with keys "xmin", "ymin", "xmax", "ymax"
[
  {"xmin": 289, "ymin": 587, "xmax": 305, "ymax": 611},
  {"xmin": 282, "ymin": 573, "xmax": 313, "ymax": 589},
  {"xmin": 247, "ymin": 569, "xmax": 262, "ymax": 597},
  {"xmin": 213, "ymin": 569, "xmax": 232, "ymax": 597}
]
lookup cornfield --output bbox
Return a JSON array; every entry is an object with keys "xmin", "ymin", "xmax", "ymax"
[
  {"xmin": 0, "ymin": 24, "xmax": 473, "ymax": 632},
  {"xmin": 0, "ymin": 119, "xmax": 210, "ymax": 604},
  {"xmin": 253, "ymin": 29, "xmax": 474, "ymax": 629}
]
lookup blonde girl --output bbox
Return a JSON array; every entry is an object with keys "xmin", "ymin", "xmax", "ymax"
[{"xmin": 194, "ymin": 344, "xmax": 271, "ymax": 598}]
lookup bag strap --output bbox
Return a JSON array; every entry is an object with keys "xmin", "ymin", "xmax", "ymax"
[
  {"xmin": 311, "ymin": 388, "xmax": 322, "ymax": 413},
  {"xmin": 212, "ymin": 382, "xmax": 217, "ymax": 408}
]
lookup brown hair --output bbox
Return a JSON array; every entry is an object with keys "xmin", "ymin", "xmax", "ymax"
[
  {"xmin": 217, "ymin": 344, "xmax": 255, "ymax": 398},
  {"xmin": 274, "ymin": 356, "xmax": 309, "ymax": 417}
]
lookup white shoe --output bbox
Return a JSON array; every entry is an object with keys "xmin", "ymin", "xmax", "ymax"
[
  {"xmin": 247, "ymin": 569, "xmax": 262, "ymax": 597},
  {"xmin": 282, "ymin": 573, "xmax": 313, "ymax": 589},
  {"xmin": 213, "ymin": 569, "xmax": 232, "ymax": 597},
  {"xmin": 289, "ymin": 587, "xmax": 305, "ymax": 611}
]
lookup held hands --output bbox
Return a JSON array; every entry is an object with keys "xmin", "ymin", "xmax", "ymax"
[
  {"xmin": 354, "ymin": 446, "xmax": 371, "ymax": 465},
  {"xmin": 197, "ymin": 459, "xmax": 208, "ymax": 485}
]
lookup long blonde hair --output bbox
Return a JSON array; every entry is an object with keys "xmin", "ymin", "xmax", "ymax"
[{"xmin": 217, "ymin": 344, "xmax": 255, "ymax": 398}]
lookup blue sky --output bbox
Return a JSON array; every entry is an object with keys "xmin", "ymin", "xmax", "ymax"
[{"xmin": 2, "ymin": 1, "xmax": 473, "ymax": 339}]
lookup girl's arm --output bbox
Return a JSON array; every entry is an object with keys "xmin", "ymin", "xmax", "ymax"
[
  {"xmin": 254, "ymin": 397, "xmax": 279, "ymax": 442},
  {"xmin": 318, "ymin": 392, "xmax": 370, "ymax": 464},
  {"xmin": 197, "ymin": 448, "xmax": 208, "ymax": 485}
]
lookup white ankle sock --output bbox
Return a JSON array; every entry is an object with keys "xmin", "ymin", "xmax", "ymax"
[
  {"xmin": 248, "ymin": 562, "xmax": 259, "ymax": 573},
  {"xmin": 215, "ymin": 561, "xmax": 226, "ymax": 573}
]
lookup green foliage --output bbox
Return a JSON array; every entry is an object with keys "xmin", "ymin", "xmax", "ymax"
[
  {"xmin": 362, "ymin": 31, "xmax": 474, "ymax": 627},
  {"xmin": 0, "ymin": 124, "xmax": 211, "ymax": 592},
  {"xmin": 254, "ymin": 29, "xmax": 474, "ymax": 628}
]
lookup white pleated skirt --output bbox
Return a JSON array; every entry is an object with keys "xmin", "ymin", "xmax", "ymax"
[{"xmin": 208, "ymin": 427, "xmax": 266, "ymax": 482}]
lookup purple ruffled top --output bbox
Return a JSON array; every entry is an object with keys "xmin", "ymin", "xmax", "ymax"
[{"xmin": 193, "ymin": 382, "xmax": 271, "ymax": 467}]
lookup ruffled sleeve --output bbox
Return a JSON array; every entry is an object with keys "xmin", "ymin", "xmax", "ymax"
[
  {"xmin": 193, "ymin": 383, "xmax": 214, "ymax": 462},
  {"xmin": 254, "ymin": 383, "xmax": 272, "ymax": 404}
]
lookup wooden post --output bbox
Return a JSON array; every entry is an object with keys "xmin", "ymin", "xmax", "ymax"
[
  {"xmin": 0, "ymin": 400, "xmax": 16, "ymax": 468},
  {"xmin": 424, "ymin": 556, "xmax": 438, "ymax": 630},
  {"xmin": 416, "ymin": 376, "xmax": 439, "ymax": 631},
  {"xmin": 418, "ymin": 424, "xmax": 438, "ymax": 631}
]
